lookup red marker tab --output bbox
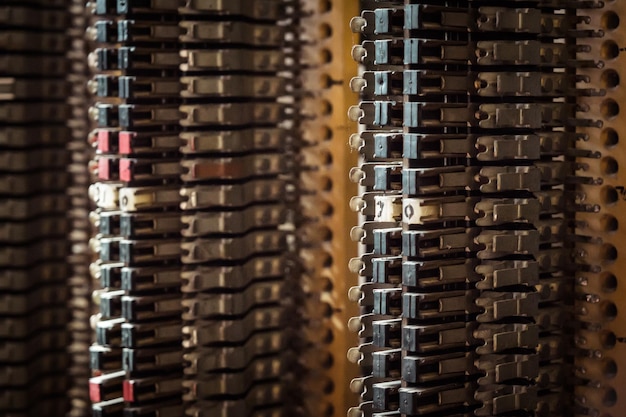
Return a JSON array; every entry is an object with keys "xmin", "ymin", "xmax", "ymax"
[
  {"xmin": 123, "ymin": 379, "xmax": 135, "ymax": 402},
  {"xmin": 98, "ymin": 158, "xmax": 111, "ymax": 180},
  {"xmin": 119, "ymin": 131, "xmax": 136, "ymax": 155},
  {"xmin": 119, "ymin": 158, "xmax": 132, "ymax": 182},
  {"xmin": 98, "ymin": 130, "xmax": 118, "ymax": 153},
  {"xmin": 90, "ymin": 379, "xmax": 102, "ymax": 402},
  {"xmin": 97, "ymin": 130, "xmax": 110, "ymax": 153}
]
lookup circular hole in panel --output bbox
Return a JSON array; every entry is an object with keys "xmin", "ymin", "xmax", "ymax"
[
  {"xmin": 601, "ymin": 40, "xmax": 620, "ymax": 60},
  {"xmin": 322, "ymin": 125, "xmax": 333, "ymax": 141},
  {"xmin": 601, "ymin": 99, "xmax": 620, "ymax": 119},
  {"xmin": 319, "ymin": 226, "xmax": 332, "ymax": 241},
  {"xmin": 602, "ymin": 330, "xmax": 617, "ymax": 349},
  {"xmin": 603, "ymin": 388, "xmax": 617, "ymax": 407},
  {"xmin": 324, "ymin": 152, "xmax": 333, "ymax": 166},
  {"xmin": 321, "ymin": 351, "xmax": 334, "ymax": 369},
  {"xmin": 320, "ymin": 49, "xmax": 332, "ymax": 64},
  {"xmin": 603, "ymin": 244, "xmax": 618, "ymax": 262},
  {"xmin": 321, "ymin": 276, "xmax": 333, "ymax": 292},
  {"xmin": 603, "ymin": 11, "xmax": 620, "ymax": 30},
  {"xmin": 602, "ymin": 128, "xmax": 619, "ymax": 148},
  {"xmin": 602, "ymin": 186, "xmax": 619, "ymax": 205},
  {"xmin": 602, "ymin": 301, "xmax": 618, "ymax": 320},
  {"xmin": 323, "ymin": 179, "xmax": 333, "ymax": 192},
  {"xmin": 602, "ymin": 272, "xmax": 618, "ymax": 292},
  {"xmin": 320, "ymin": 176, "xmax": 332, "ymax": 191},
  {"xmin": 319, "ymin": 23, "xmax": 333, "ymax": 38},
  {"xmin": 322, "ymin": 302, "xmax": 333, "ymax": 318},
  {"xmin": 602, "ymin": 69, "xmax": 620, "ymax": 89},
  {"xmin": 319, "ymin": 252, "xmax": 332, "ymax": 268},
  {"xmin": 602, "ymin": 215, "xmax": 619, "ymax": 232},
  {"xmin": 318, "ymin": 150, "xmax": 332, "ymax": 166},
  {"xmin": 324, "ymin": 255, "xmax": 333, "ymax": 268},
  {"xmin": 324, "ymin": 379, "xmax": 335, "ymax": 394},
  {"xmin": 319, "ymin": 0, "xmax": 331, "ymax": 12},
  {"xmin": 604, "ymin": 359, "xmax": 618, "ymax": 379},
  {"xmin": 320, "ymin": 74, "xmax": 332, "ymax": 89},
  {"xmin": 602, "ymin": 157, "xmax": 619, "ymax": 175},
  {"xmin": 322, "ymin": 203, "xmax": 334, "ymax": 216},
  {"xmin": 321, "ymin": 99, "xmax": 333, "ymax": 116},
  {"xmin": 324, "ymin": 328, "xmax": 334, "ymax": 343}
]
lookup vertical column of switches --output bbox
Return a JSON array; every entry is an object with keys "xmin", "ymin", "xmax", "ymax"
[
  {"xmin": 398, "ymin": 3, "xmax": 482, "ymax": 416},
  {"xmin": 86, "ymin": 0, "xmax": 126, "ymax": 411},
  {"xmin": 574, "ymin": 2, "xmax": 626, "ymax": 417},
  {"xmin": 465, "ymin": 5, "xmax": 575, "ymax": 417},
  {"xmin": 86, "ymin": 1, "xmax": 184, "ymax": 416},
  {"xmin": 393, "ymin": 2, "xmax": 579, "ymax": 417},
  {"xmin": 177, "ymin": 3, "xmax": 291, "ymax": 417},
  {"xmin": 0, "ymin": 1, "xmax": 71, "ymax": 416},
  {"xmin": 348, "ymin": 2, "xmax": 405, "ymax": 416}
]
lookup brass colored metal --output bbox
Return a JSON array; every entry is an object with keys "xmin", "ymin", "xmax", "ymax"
[
  {"xmin": 576, "ymin": 3, "xmax": 626, "ymax": 416},
  {"xmin": 300, "ymin": 1, "xmax": 360, "ymax": 416}
]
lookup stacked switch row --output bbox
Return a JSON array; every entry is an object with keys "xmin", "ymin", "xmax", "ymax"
[
  {"xmin": 349, "ymin": 1, "xmax": 591, "ymax": 416},
  {"xmin": 85, "ymin": 1, "xmax": 296, "ymax": 416},
  {"xmin": 0, "ymin": 1, "xmax": 71, "ymax": 416},
  {"xmin": 347, "ymin": 2, "xmax": 405, "ymax": 417},
  {"xmin": 177, "ymin": 2, "xmax": 293, "ymax": 417},
  {"xmin": 87, "ymin": 1, "xmax": 184, "ymax": 416}
]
